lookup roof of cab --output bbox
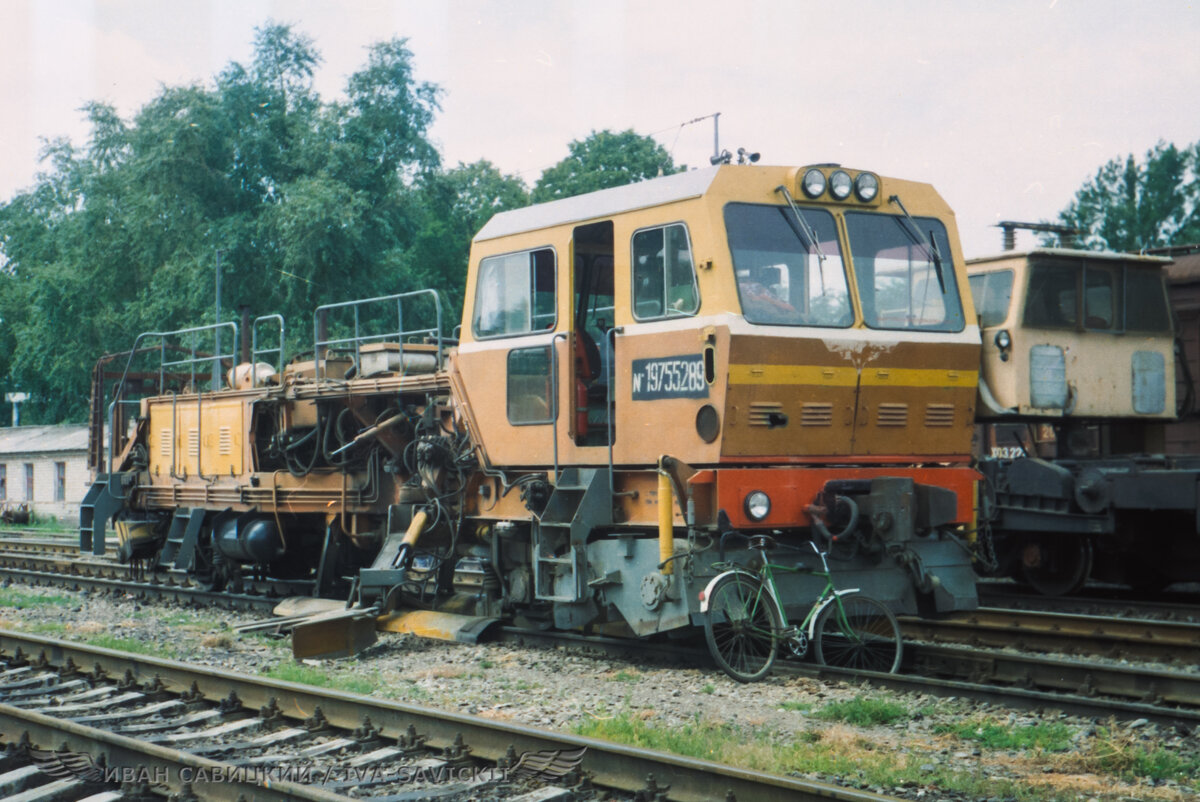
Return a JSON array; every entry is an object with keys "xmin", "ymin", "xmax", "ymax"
[
  {"xmin": 967, "ymin": 247, "xmax": 1172, "ymax": 267},
  {"xmin": 473, "ymin": 166, "xmax": 721, "ymax": 243}
]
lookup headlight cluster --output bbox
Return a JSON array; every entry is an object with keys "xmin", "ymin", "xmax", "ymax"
[{"xmin": 800, "ymin": 168, "xmax": 879, "ymax": 203}]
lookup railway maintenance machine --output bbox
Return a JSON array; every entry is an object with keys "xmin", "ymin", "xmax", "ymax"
[
  {"xmin": 969, "ymin": 245, "xmax": 1200, "ymax": 594},
  {"xmin": 81, "ymin": 162, "xmax": 983, "ymax": 651}
]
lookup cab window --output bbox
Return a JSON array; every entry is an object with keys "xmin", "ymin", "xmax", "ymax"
[
  {"xmin": 472, "ymin": 248, "xmax": 556, "ymax": 338},
  {"xmin": 845, "ymin": 212, "xmax": 964, "ymax": 332},
  {"xmin": 967, "ymin": 270, "xmax": 1014, "ymax": 327},
  {"xmin": 724, "ymin": 204, "xmax": 852, "ymax": 327},
  {"xmin": 632, "ymin": 223, "xmax": 699, "ymax": 320},
  {"xmin": 1023, "ymin": 263, "xmax": 1078, "ymax": 328}
]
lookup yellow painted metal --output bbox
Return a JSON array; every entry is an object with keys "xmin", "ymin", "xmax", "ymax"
[
  {"xmin": 403, "ymin": 509, "xmax": 428, "ymax": 549},
  {"xmin": 375, "ymin": 609, "xmax": 498, "ymax": 643},
  {"xmin": 859, "ymin": 368, "xmax": 979, "ymax": 388},
  {"xmin": 658, "ymin": 469, "xmax": 674, "ymax": 575},
  {"xmin": 147, "ymin": 396, "xmax": 246, "ymax": 477},
  {"xmin": 727, "ymin": 364, "xmax": 858, "ymax": 387}
]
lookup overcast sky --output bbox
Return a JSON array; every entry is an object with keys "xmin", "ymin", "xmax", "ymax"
[{"xmin": 0, "ymin": 0, "xmax": 1196, "ymax": 258}]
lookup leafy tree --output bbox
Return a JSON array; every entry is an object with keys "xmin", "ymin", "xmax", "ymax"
[
  {"xmin": 402, "ymin": 160, "xmax": 529, "ymax": 315},
  {"xmin": 0, "ymin": 22, "xmax": 443, "ymax": 424},
  {"xmin": 532, "ymin": 129, "xmax": 680, "ymax": 203},
  {"xmin": 1052, "ymin": 140, "xmax": 1200, "ymax": 252}
]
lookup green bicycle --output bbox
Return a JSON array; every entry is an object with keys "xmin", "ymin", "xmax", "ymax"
[{"xmin": 700, "ymin": 532, "xmax": 903, "ymax": 682}]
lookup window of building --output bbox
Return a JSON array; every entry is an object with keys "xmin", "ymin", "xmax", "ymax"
[
  {"xmin": 54, "ymin": 462, "xmax": 66, "ymax": 502},
  {"xmin": 632, "ymin": 223, "xmax": 699, "ymax": 320},
  {"xmin": 472, "ymin": 248, "xmax": 557, "ymax": 338},
  {"xmin": 0, "ymin": 465, "xmax": 6, "ymax": 501},
  {"xmin": 24, "ymin": 463, "xmax": 33, "ymax": 501}
]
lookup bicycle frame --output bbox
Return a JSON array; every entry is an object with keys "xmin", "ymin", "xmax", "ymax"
[{"xmin": 699, "ymin": 546, "xmax": 861, "ymax": 642}]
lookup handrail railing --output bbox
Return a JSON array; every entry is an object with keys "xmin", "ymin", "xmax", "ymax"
[
  {"xmin": 251, "ymin": 314, "xmax": 286, "ymax": 387},
  {"xmin": 313, "ymin": 290, "xmax": 443, "ymax": 380},
  {"xmin": 549, "ymin": 333, "xmax": 568, "ymax": 481},
  {"xmin": 109, "ymin": 322, "xmax": 239, "ymax": 478}
]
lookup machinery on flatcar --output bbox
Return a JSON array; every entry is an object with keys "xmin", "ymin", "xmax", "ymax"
[
  {"xmin": 81, "ymin": 162, "xmax": 983, "ymax": 646},
  {"xmin": 969, "ymin": 244, "xmax": 1200, "ymax": 594}
]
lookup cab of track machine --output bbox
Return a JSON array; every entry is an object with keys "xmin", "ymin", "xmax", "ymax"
[{"xmin": 967, "ymin": 248, "xmax": 1200, "ymax": 595}]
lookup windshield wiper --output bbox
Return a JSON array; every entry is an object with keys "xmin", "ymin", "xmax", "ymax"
[
  {"xmin": 775, "ymin": 185, "xmax": 827, "ymax": 265},
  {"xmin": 888, "ymin": 194, "xmax": 946, "ymax": 295}
]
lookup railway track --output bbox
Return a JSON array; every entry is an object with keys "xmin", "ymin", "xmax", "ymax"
[
  {"xmin": 0, "ymin": 629, "xmax": 894, "ymax": 802},
  {"xmin": 3, "ymin": 544, "xmax": 1200, "ymax": 728}
]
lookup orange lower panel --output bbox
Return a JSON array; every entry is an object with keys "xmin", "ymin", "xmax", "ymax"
[{"xmin": 695, "ymin": 466, "xmax": 980, "ymax": 529}]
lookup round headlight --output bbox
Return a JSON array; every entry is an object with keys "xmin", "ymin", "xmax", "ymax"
[
  {"xmin": 995, "ymin": 329, "xmax": 1011, "ymax": 349},
  {"xmin": 801, "ymin": 168, "xmax": 826, "ymax": 198},
  {"xmin": 829, "ymin": 170, "xmax": 852, "ymax": 201},
  {"xmin": 745, "ymin": 490, "xmax": 771, "ymax": 521},
  {"xmin": 854, "ymin": 172, "xmax": 879, "ymax": 202}
]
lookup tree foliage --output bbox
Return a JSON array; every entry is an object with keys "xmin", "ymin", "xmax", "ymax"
[
  {"xmin": 532, "ymin": 129, "xmax": 679, "ymax": 203},
  {"xmin": 1053, "ymin": 140, "xmax": 1200, "ymax": 252},
  {"xmin": 0, "ymin": 22, "xmax": 455, "ymax": 423}
]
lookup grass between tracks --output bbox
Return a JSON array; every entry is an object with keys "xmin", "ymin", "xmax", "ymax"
[{"xmin": 571, "ymin": 697, "xmax": 1200, "ymax": 801}]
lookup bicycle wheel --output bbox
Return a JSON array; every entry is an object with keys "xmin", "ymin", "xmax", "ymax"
[
  {"xmin": 703, "ymin": 572, "xmax": 780, "ymax": 682},
  {"xmin": 813, "ymin": 593, "xmax": 902, "ymax": 673}
]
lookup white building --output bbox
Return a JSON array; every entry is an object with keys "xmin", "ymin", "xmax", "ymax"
[{"xmin": 0, "ymin": 424, "xmax": 90, "ymax": 525}]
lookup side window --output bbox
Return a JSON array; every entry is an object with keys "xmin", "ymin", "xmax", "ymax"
[
  {"xmin": 0, "ymin": 465, "xmax": 6, "ymax": 501},
  {"xmin": 507, "ymin": 346, "xmax": 554, "ymax": 425},
  {"xmin": 967, "ymin": 270, "xmax": 1014, "ymax": 327},
  {"xmin": 632, "ymin": 223, "xmax": 699, "ymax": 320},
  {"xmin": 473, "ymin": 248, "xmax": 556, "ymax": 338}
]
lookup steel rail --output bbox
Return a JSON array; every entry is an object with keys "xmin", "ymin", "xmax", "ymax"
[
  {"xmin": 0, "ymin": 630, "xmax": 903, "ymax": 802},
  {"xmin": 901, "ymin": 608, "xmax": 1200, "ymax": 664},
  {"xmin": 0, "ymin": 565, "xmax": 280, "ymax": 613}
]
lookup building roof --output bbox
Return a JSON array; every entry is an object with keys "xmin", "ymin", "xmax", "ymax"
[
  {"xmin": 473, "ymin": 167, "xmax": 721, "ymax": 242},
  {"xmin": 0, "ymin": 424, "xmax": 89, "ymax": 455}
]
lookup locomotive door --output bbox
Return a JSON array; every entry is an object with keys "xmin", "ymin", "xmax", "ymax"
[{"xmin": 569, "ymin": 221, "xmax": 616, "ymax": 449}]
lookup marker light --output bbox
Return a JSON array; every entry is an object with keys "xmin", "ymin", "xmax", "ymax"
[
  {"xmin": 995, "ymin": 330, "xmax": 1012, "ymax": 349},
  {"xmin": 745, "ymin": 491, "xmax": 771, "ymax": 521},
  {"xmin": 854, "ymin": 172, "xmax": 880, "ymax": 202},
  {"xmin": 829, "ymin": 170, "xmax": 853, "ymax": 201},
  {"xmin": 801, "ymin": 169, "xmax": 826, "ymax": 198}
]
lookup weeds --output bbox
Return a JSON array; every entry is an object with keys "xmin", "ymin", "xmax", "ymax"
[
  {"xmin": 0, "ymin": 589, "xmax": 73, "ymax": 609},
  {"xmin": 261, "ymin": 662, "xmax": 375, "ymax": 695},
  {"xmin": 934, "ymin": 717, "xmax": 1072, "ymax": 752},
  {"xmin": 816, "ymin": 696, "xmax": 910, "ymax": 726}
]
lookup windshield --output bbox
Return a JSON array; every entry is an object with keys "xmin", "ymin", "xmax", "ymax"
[
  {"xmin": 1023, "ymin": 259, "xmax": 1171, "ymax": 333},
  {"xmin": 724, "ymin": 203, "xmax": 853, "ymax": 327},
  {"xmin": 845, "ymin": 212, "xmax": 965, "ymax": 332}
]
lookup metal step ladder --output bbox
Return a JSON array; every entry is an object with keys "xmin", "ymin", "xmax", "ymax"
[
  {"xmin": 78, "ymin": 473, "xmax": 128, "ymax": 556},
  {"xmin": 156, "ymin": 508, "xmax": 206, "ymax": 571},
  {"xmin": 532, "ymin": 468, "xmax": 611, "ymax": 602}
]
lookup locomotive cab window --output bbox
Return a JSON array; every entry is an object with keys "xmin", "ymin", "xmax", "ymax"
[
  {"xmin": 472, "ymin": 248, "xmax": 556, "ymax": 338},
  {"xmin": 967, "ymin": 270, "xmax": 1014, "ymax": 328},
  {"xmin": 725, "ymin": 203, "xmax": 852, "ymax": 327},
  {"xmin": 632, "ymin": 223, "xmax": 698, "ymax": 320},
  {"xmin": 507, "ymin": 346, "xmax": 554, "ymax": 425},
  {"xmin": 846, "ymin": 212, "xmax": 964, "ymax": 332},
  {"xmin": 1022, "ymin": 259, "xmax": 1171, "ymax": 333}
]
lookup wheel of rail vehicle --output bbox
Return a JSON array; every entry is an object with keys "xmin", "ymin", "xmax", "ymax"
[
  {"xmin": 1020, "ymin": 533, "xmax": 1092, "ymax": 596},
  {"xmin": 703, "ymin": 572, "xmax": 781, "ymax": 682},
  {"xmin": 813, "ymin": 593, "xmax": 903, "ymax": 674}
]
